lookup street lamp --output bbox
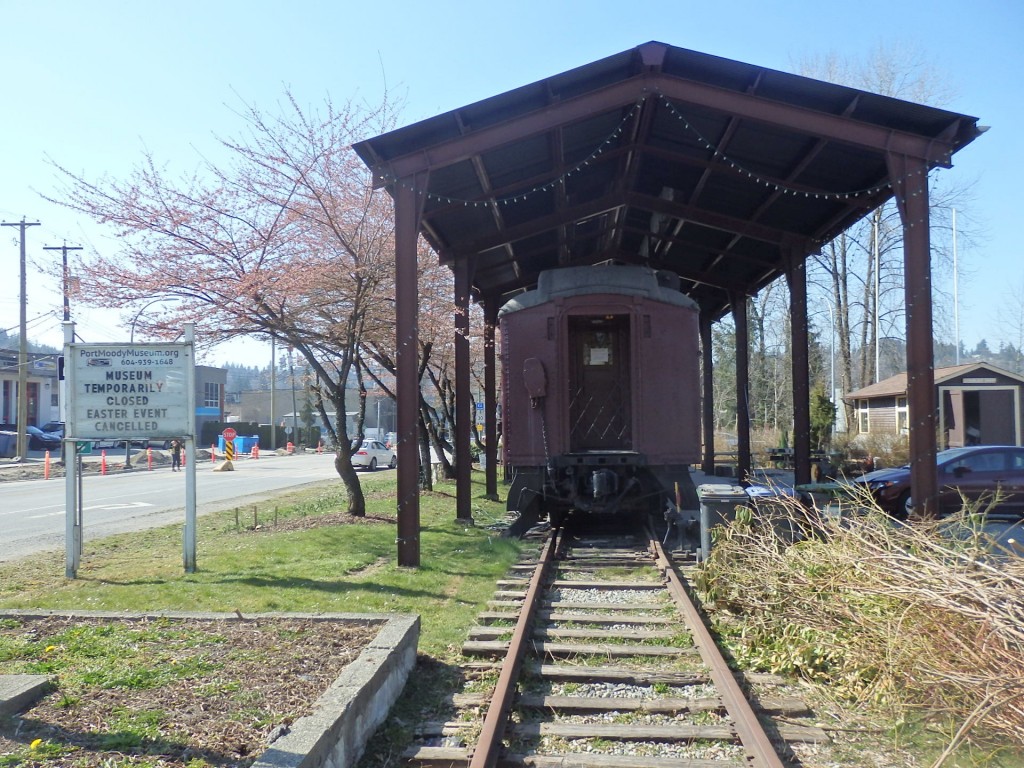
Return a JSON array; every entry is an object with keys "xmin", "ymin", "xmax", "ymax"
[
  {"xmin": 125, "ymin": 298, "xmax": 171, "ymax": 468},
  {"xmin": 129, "ymin": 298, "xmax": 169, "ymax": 343}
]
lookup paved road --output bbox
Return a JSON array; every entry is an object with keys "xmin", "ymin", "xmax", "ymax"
[{"xmin": 0, "ymin": 453, "xmax": 375, "ymax": 563}]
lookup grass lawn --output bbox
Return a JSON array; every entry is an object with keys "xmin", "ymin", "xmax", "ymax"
[{"xmin": 0, "ymin": 470, "xmax": 524, "ymax": 658}]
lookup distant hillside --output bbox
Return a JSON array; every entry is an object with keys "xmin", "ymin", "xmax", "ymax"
[{"xmin": 0, "ymin": 330, "xmax": 61, "ymax": 355}]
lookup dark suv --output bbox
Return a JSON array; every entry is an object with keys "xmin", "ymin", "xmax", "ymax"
[{"xmin": 850, "ymin": 445, "xmax": 1024, "ymax": 519}]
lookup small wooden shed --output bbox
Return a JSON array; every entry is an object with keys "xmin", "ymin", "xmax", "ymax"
[{"xmin": 846, "ymin": 362, "xmax": 1024, "ymax": 448}]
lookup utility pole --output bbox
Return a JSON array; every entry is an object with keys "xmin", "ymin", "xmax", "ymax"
[
  {"xmin": 2, "ymin": 218, "xmax": 41, "ymax": 462},
  {"xmin": 270, "ymin": 335, "xmax": 276, "ymax": 450},
  {"xmin": 43, "ymin": 241, "xmax": 82, "ymax": 321},
  {"xmin": 44, "ymin": 242, "xmax": 81, "ymax": 466}
]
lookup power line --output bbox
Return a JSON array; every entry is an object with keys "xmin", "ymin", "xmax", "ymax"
[{"xmin": 43, "ymin": 241, "xmax": 82, "ymax": 322}]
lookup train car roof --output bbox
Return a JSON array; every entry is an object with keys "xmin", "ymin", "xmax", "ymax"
[
  {"xmin": 354, "ymin": 41, "xmax": 982, "ymax": 322},
  {"xmin": 498, "ymin": 263, "xmax": 697, "ymax": 317}
]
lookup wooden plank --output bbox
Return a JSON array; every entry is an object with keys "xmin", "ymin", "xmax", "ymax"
[
  {"xmin": 515, "ymin": 722, "xmax": 737, "ymax": 741},
  {"xmin": 448, "ymin": 692, "xmax": 806, "ymax": 720},
  {"xmin": 476, "ymin": 611, "xmax": 521, "ymax": 623},
  {"xmin": 774, "ymin": 723, "xmax": 830, "ymax": 743},
  {"xmin": 539, "ymin": 627, "xmax": 678, "ymax": 641},
  {"xmin": 540, "ymin": 612, "xmax": 673, "ymax": 625},
  {"xmin": 452, "ymin": 691, "xmax": 808, "ymax": 717},
  {"xmin": 467, "ymin": 626, "xmax": 681, "ymax": 642},
  {"xmin": 546, "ymin": 601, "xmax": 666, "ymax": 611},
  {"xmin": 477, "ymin": 610, "xmax": 673, "ymax": 625},
  {"xmin": 462, "ymin": 641, "xmax": 698, "ymax": 658},
  {"xmin": 535, "ymin": 664, "xmax": 709, "ymax": 685},
  {"xmin": 559, "ymin": 559, "xmax": 652, "ymax": 566},
  {"xmin": 402, "ymin": 746, "xmax": 746, "ymax": 768},
  {"xmin": 517, "ymin": 694, "xmax": 723, "ymax": 713},
  {"xmin": 515, "ymin": 694, "xmax": 810, "ymax": 716},
  {"xmin": 504, "ymin": 753, "xmax": 745, "ymax": 768},
  {"xmin": 549, "ymin": 580, "xmax": 663, "ymax": 590}
]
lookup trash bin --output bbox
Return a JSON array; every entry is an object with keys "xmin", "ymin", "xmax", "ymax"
[
  {"xmin": 0, "ymin": 431, "xmax": 15, "ymax": 458},
  {"xmin": 697, "ymin": 484, "xmax": 749, "ymax": 528},
  {"xmin": 696, "ymin": 484, "xmax": 749, "ymax": 558}
]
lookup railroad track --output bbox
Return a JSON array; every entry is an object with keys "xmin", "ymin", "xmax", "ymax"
[{"xmin": 403, "ymin": 523, "xmax": 827, "ymax": 767}]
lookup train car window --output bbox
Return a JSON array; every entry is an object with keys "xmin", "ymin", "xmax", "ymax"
[{"xmin": 584, "ymin": 333, "xmax": 612, "ymax": 366}]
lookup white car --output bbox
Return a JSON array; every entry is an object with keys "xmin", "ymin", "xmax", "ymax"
[{"xmin": 351, "ymin": 439, "xmax": 397, "ymax": 471}]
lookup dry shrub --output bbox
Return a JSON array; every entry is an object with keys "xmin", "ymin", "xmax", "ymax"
[{"xmin": 700, "ymin": 493, "xmax": 1024, "ymax": 753}]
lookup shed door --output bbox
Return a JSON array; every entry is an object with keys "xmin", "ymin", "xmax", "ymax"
[
  {"xmin": 945, "ymin": 390, "xmax": 965, "ymax": 447},
  {"xmin": 979, "ymin": 390, "xmax": 1016, "ymax": 445},
  {"xmin": 568, "ymin": 315, "xmax": 631, "ymax": 451}
]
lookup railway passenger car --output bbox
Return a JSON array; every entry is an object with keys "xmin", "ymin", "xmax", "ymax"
[{"xmin": 500, "ymin": 263, "xmax": 701, "ymax": 525}]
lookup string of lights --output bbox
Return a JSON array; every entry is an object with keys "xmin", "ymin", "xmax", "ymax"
[
  {"xmin": 379, "ymin": 100, "xmax": 644, "ymax": 207},
  {"xmin": 653, "ymin": 94, "xmax": 902, "ymax": 201},
  {"xmin": 376, "ymin": 91, "xmax": 943, "ymax": 234}
]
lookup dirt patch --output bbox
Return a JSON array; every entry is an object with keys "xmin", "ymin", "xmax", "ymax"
[{"xmin": 0, "ymin": 614, "xmax": 382, "ymax": 767}]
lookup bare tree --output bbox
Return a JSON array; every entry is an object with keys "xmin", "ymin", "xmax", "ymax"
[
  {"xmin": 996, "ymin": 277, "xmax": 1024, "ymax": 374},
  {"xmin": 797, "ymin": 45, "xmax": 978, "ymax": 430},
  {"xmin": 46, "ymin": 91, "xmax": 400, "ymax": 516}
]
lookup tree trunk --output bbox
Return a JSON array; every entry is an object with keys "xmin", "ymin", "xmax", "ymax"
[
  {"xmin": 417, "ymin": 411, "xmax": 433, "ymax": 491},
  {"xmin": 334, "ymin": 450, "xmax": 366, "ymax": 516}
]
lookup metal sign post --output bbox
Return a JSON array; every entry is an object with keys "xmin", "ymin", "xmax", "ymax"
[
  {"xmin": 64, "ymin": 439, "xmax": 79, "ymax": 578},
  {"xmin": 63, "ymin": 320, "xmax": 197, "ymax": 577},
  {"xmin": 184, "ymin": 437, "xmax": 197, "ymax": 572},
  {"xmin": 183, "ymin": 323, "xmax": 197, "ymax": 573}
]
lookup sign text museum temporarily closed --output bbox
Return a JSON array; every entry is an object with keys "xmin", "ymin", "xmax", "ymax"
[{"xmin": 67, "ymin": 344, "xmax": 193, "ymax": 439}]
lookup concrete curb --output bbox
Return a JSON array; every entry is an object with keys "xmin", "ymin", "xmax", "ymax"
[
  {"xmin": 0, "ymin": 610, "xmax": 420, "ymax": 767},
  {"xmin": 254, "ymin": 614, "xmax": 419, "ymax": 768},
  {"xmin": 0, "ymin": 674, "xmax": 53, "ymax": 718}
]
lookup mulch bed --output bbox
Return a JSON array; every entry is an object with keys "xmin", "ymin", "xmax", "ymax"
[{"xmin": 0, "ymin": 614, "xmax": 382, "ymax": 767}]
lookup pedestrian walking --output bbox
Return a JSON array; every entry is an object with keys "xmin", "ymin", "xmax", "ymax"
[{"xmin": 170, "ymin": 439, "xmax": 182, "ymax": 472}]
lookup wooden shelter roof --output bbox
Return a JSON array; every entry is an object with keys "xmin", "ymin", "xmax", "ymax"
[{"xmin": 354, "ymin": 41, "xmax": 982, "ymax": 320}]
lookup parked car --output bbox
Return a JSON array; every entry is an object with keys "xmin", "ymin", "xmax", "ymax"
[
  {"xmin": 27, "ymin": 425, "xmax": 63, "ymax": 451},
  {"xmin": 849, "ymin": 445, "xmax": 1024, "ymax": 519},
  {"xmin": 39, "ymin": 421, "xmax": 65, "ymax": 436},
  {"xmin": 351, "ymin": 439, "xmax": 397, "ymax": 471}
]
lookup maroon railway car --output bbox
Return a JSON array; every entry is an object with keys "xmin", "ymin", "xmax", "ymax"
[{"xmin": 500, "ymin": 263, "xmax": 701, "ymax": 523}]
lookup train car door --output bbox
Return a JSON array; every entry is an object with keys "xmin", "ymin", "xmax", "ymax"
[{"xmin": 568, "ymin": 315, "xmax": 631, "ymax": 451}]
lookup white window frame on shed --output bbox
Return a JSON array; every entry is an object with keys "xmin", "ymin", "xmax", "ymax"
[
  {"xmin": 857, "ymin": 399, "xmax": 870, "ymax": 433},
  {"xmin": 896, "ymin": 396, "xmax": 908, "ymax": 434}
]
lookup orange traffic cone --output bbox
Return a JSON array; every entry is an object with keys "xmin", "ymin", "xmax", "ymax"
[
  {"xmin": 252, "ymin": 443, "xmax": 260, "ymax": 459},
  {"xmin": 101, "ymin": 450, "xmax": 107, "ymax": 475}
]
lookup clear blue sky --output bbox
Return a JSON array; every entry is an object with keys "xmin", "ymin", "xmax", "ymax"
[{"xmin": 2, "ymin": 0, "xmax": 1020, "ymax": 363}]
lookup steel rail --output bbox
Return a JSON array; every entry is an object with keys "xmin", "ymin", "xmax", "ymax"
[
  {"xmin": 469, "ymin": 529, "xmax": 561, "ymax": 768},
  {"xmin": 651, "ymin": 536, "xmax": 786, "ymax": 768}
]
